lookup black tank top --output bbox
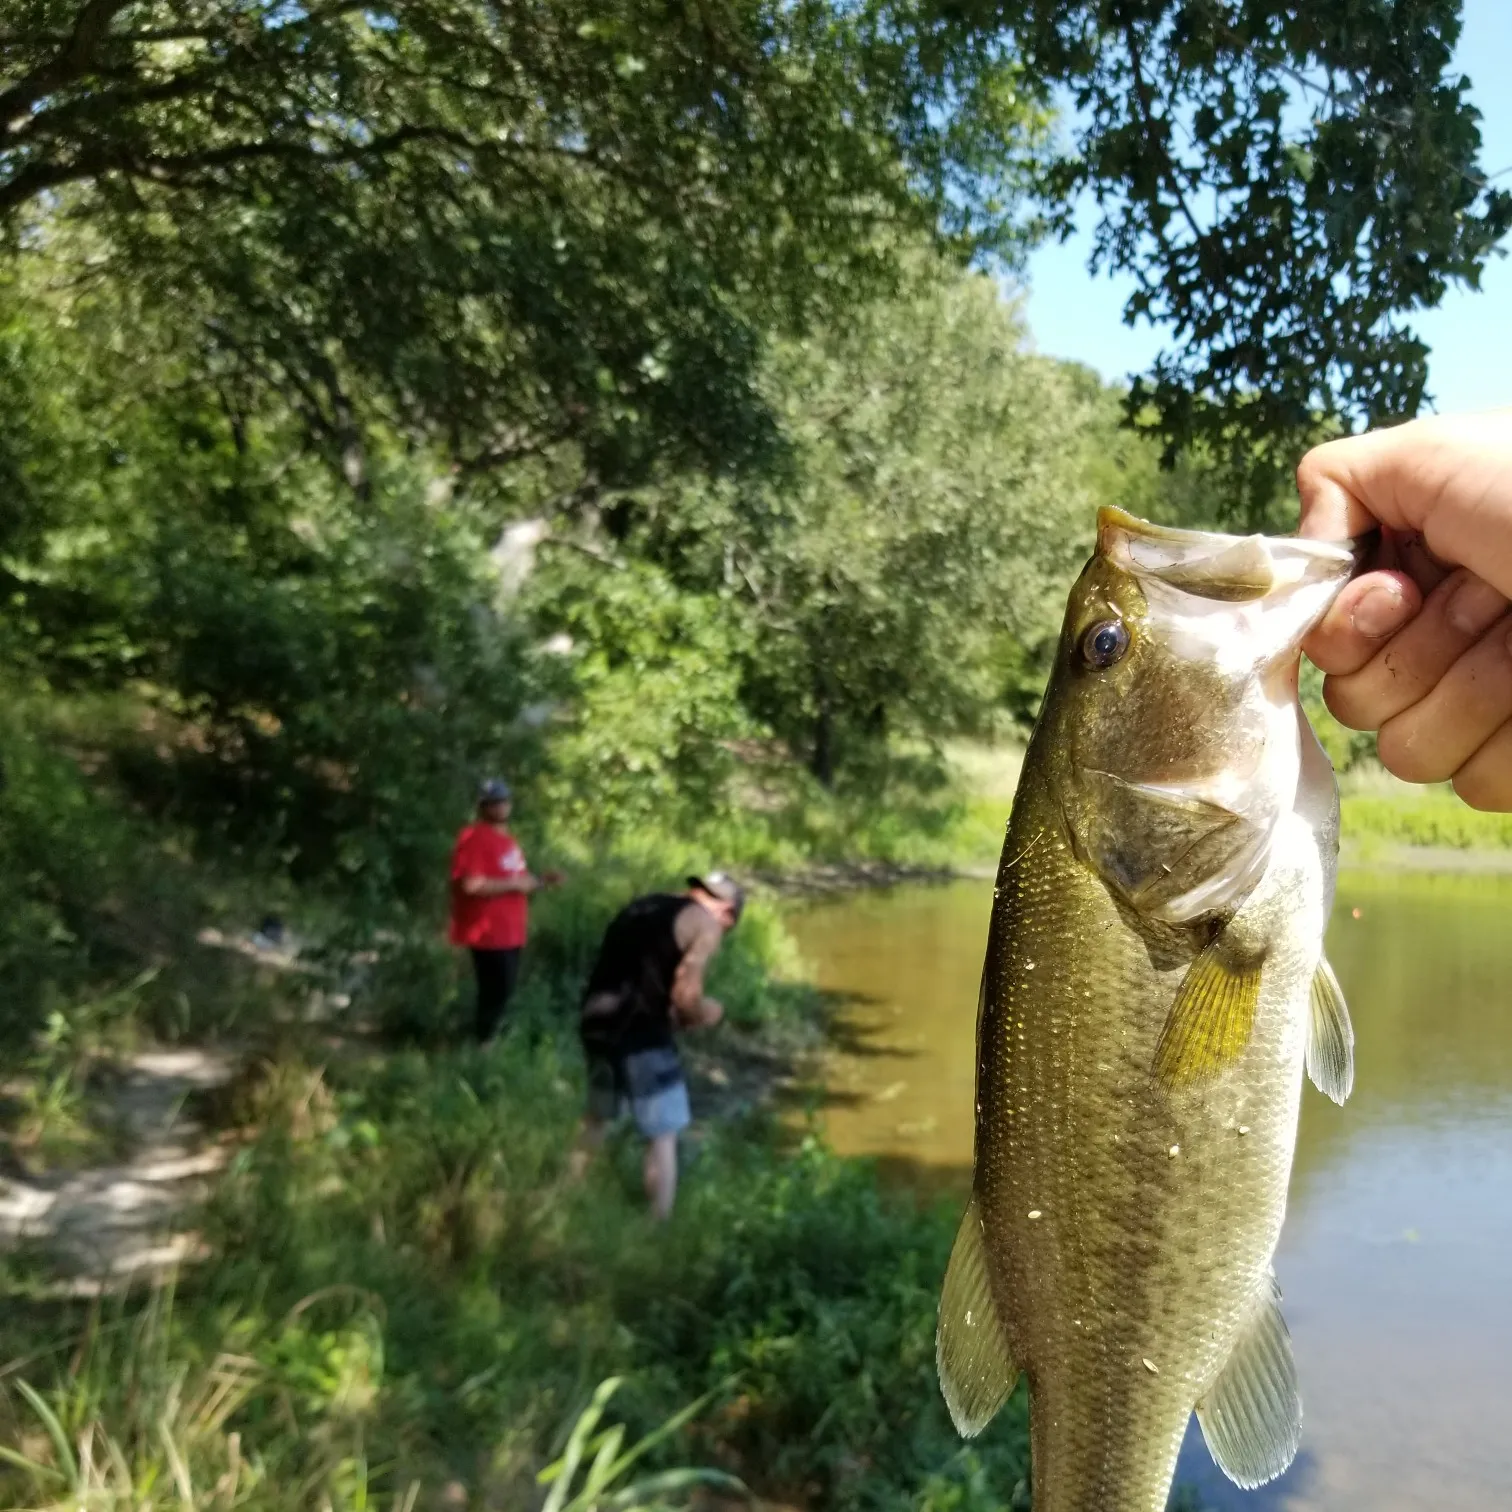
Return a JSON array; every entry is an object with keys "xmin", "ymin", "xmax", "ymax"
[{"xmin": 579, "ymin": 893, "xmax": 691, "ymax": 1057}]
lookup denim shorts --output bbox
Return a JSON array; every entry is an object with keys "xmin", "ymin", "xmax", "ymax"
[{"xmin": 584, "ymin": 1045, "xmax": 691, "ymax": 1139}]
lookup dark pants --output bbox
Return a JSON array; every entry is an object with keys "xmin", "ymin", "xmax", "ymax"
[{"xmin": 471, "ymin": 947, "xmax": 521, "ymax": 1042}]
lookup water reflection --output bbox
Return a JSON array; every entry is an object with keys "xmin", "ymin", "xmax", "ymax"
[{"xmin": 788, "ymin": 870, "xmax": 1512, "ymax": 1511}]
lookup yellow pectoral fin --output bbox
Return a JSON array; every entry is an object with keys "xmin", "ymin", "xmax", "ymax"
[
  {"xmin": 1154, "ymin": 931, "xmax": 1265, "ymax": 1089},
  {"xmin": 937, "ymin": 1197, "xmax": 1018, "ymax": 1438}
]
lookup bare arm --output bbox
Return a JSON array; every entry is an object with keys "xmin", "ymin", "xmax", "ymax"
[
  {"xmin": 457, "ymin": 872, "xmax": 539, "ymax": 898},
  {"xmin": 669, "ymin": 914, "xmax": 725, "ymax": 1030}
]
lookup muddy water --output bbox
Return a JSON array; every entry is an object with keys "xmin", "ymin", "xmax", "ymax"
[{"xmin": 788, "ymin": 870, "xmax": 1512, "ymax": 1511}]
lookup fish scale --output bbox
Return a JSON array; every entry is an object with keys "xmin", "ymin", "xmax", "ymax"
[{"xmin": 938, "ymin": 509, "xmax": 1356, "ymax": 1511}]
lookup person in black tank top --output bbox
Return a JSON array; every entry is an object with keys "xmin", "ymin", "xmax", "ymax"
[{"xmin": 570, "ymin": 873, "xmax": 744, "ymax": 1219}]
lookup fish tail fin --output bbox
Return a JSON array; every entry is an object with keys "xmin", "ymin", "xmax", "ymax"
[
  {"xmin": 1196, "ymin": 1274, "xmax": 1302, "ymax": 1488},
  {"xmin": 937, "ymin": 1195, "xmax": 1018, "ymax": 1437}
]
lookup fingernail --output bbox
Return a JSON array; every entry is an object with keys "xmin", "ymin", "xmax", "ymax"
[
  {"xmin": 1446, "ymin": 576, "xmax": 1509, "ymax": 636},
  {"xmin": 1351, "ymin": 584, "xmax": 1407, "ymax": 639}
]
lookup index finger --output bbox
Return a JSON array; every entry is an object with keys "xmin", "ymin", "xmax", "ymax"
[
  {"xmin": 1296, "ymin": 409, "xmax": 1512, "ymax": 560},
  {"xmin": 1295, "ymin": 449, "xmax": 1379, "ymax": 542},
  {"xmin": 1295, "ymin": 425, "xmax": 1432, "ymax": 543}
]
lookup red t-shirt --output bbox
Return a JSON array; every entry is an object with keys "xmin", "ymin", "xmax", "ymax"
[{"xmin": 449, "ymin": 824, "xmax": 530, "ymax": 948}]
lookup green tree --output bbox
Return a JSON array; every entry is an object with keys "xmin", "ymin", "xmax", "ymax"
[
  {"xmin": 0, "ymin": 274, "xmax": 533, "ymax": 902},
  {"xmin": 529, "ymin": 560, "xmax": 751, "ymax": 841},
  {"xmin": 6, "ymin": 3, "xmax": 1505, "ymax": 515},
  {"xmin": 0, "ymin": 1, "xmax": 1051, "ymax": 495},
  {"xmin": 613, "ymin": 262, "xmax": 1101, "ymax": 783},
  {"xmin": 1003, "ymin": 0, "xmax": 1511, "ymax": 515}
]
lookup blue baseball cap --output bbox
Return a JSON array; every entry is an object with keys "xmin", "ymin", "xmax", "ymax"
[{"xmin": 477, "ymin": 778, "xmax": 513, "ymax": 805}]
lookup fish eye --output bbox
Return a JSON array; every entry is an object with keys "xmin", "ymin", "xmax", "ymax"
[{"xmin": 1081, "ymin": 618, "xmax": 1130, "ymax": 670}]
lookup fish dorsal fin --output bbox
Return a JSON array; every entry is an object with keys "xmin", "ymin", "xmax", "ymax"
[
  {"xmin": 937, "ymin": 1196, "xmax": 1018, "ymax": 1438},
  {"xmin": 1153, "ymin": 927, "xmax": 1265, "ymax": 1089},
  {"xmin": 1306, "ymin": 956, "xmax": 1355, "ymax": 1105},
  {"xmin": 1197, "ymin": 1275, "xmax": 1302, "ymax": 1489}
]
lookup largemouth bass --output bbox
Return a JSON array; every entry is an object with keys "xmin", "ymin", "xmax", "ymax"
[{"xmin": 938, "ymin": 508, "xmax": 1359, "ymax": 1511}]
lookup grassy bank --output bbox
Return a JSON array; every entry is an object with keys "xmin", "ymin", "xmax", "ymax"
[
  {"xmin": 0, "ymin": 702, "xmax": 1033, "ymax": 1510},
  {"xmin": 1341, "ymin": 786, "xmax": 1512, "ymax": 853},
  {"xmin": 1334, "ymin": 763, "xmax": 1512, "ymax": 864},
  {"xmin": 0, "ymin": 898, "xmax": 1032, "ymax": 1512}
]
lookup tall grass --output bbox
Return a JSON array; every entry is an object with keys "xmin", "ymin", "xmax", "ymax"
[
  {"xmin": 1, "ymin": 1028, "xmax": 1032, "ymax": 1511},
  {"xmin": 0, "ymin": 1283, "xmax": 741, "ymax": 1512},
  {"xmin": 1341, "ymin": 789, "xmax": 1512, "ymax": 851},
  {"xmin": 0, "ymin": 1285, "xmax": 304, "ymax": 1512}
]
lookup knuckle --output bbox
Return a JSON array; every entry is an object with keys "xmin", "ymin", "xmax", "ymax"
[
  {"xmin": 1295, "ymin": 449, "xmax": 1324, "ymax": 496},
  {"xmin": 1321, "ymin": 675, "xmax": 1378, "ymax": 732},
  {"xmin": 1377, "ymin": 717, "xmax": 1454, "ymax": 785}
]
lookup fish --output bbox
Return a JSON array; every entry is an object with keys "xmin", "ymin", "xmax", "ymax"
[{"xmin": 937, "ymin": 507, "xmax": 1360, "ymax": 1511}]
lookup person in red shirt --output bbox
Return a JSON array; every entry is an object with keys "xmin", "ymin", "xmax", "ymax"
[{"xmin": 449, "ymin": 778, "xmax": 560, "ymax": 1043}]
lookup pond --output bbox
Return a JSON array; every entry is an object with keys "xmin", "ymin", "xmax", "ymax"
[{"xmin": 788, "ymin": 868, "xmax": 1512, "ymax": 1511}]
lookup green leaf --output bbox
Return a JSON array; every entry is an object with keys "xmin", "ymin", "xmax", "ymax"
[{"xmin": 14, "ymin": 1379, "xmax": 78, "ymax": 1486}]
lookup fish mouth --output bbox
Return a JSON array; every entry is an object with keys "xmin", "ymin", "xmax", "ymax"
[
  {"xmin": 1096, "ymin": 507, "xmax": 1357, "ymax": 668},
  {"xmin": 1096, "ymin": 507, "xmax": 1356, "ymax": 601}
]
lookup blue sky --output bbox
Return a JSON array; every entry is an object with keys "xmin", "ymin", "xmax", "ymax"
[{"xmin": 1021, "ymin": 0, "xmax": 1512, "ymax": 415}]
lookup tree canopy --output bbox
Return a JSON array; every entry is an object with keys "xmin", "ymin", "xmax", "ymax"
[
  {"xmin": 614, "ymin": 264, "xmax": 1102, "ymax": 782},
  {"xmin": 0, "ymin": 1, "xmax": 1050, "ymax": 492},
  {"xmin": 1007, "ymin": 0, "xmax": 1510, "ymax": 507},
  {"xmin": 0, "ymin": 0, "xmax": 1504, "ymax": 865},
  {"xmin": 4, "ymin": 3, "xmax": 1503, "ymax": 511}
]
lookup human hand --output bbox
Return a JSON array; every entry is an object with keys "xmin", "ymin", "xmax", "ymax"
[
  {"xmin": 1297, "ymin": 410, "xmax": 1512, "ymax": 810},
  {"xmin": 674, "ymin": 996, "xmax": 724, "ymax": 1030},
  {"xmin": 541, "ymin": 869, "xmax": 567, "ymax": 888}
]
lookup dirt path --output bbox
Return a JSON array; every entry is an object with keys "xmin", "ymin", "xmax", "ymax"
[{"xmin": 0, "ymin": 1048, "xmax": 237, "ymax": 1291}]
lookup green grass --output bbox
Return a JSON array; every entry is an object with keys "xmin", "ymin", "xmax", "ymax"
[
  {"xmin": 0, "ymin": 713, "xmax": 1031, "ymax": 1512},
  {"xmin": 0, "ymin": 1030, "xmax": 1032, "ymax": 1512},
  {"xmin": 1341, "ymin": 787, "xmax": 1512, "ymax": 851}
]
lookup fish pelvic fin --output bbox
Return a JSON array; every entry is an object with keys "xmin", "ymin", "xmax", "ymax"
[
  {"xmin": 1153, "ymin": 926, "xmax": 1266, "ymax": 1090},
  {"xmin": 937, "ymin": 1196, "xmax": 1018, "ymax": 1438},
  {"xmin": 1306, "ymin": 955, "xmax": 1355, "ymax": 1105},
  {"xmin": 1197, "ymin": 1274, "xmax": 1302, "ymax": 1489}
]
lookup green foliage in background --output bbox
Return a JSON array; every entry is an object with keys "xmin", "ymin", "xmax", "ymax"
[
  {"xmin": 1341, "ymin": 790, "xmax": 1512, "ymax": 852},
  {"xmin": 621, "ymin": 263, "xmax": 1098, "ymax": 783},
  {"xmin": 0, "ymin": 0, "xmax": 1052, "ymax": 496},
  {"xmin": 4, "ymin": 3, "xmax": 1504, "ymax": 524},
  {"xmin": 1011, "ymin": 0, "xmax": 1512, "ymax": 518},
  {"xmin": 2, "ymin": 0, "xmax": 1505, "ymax": 854},
  {"xmin": 533, "ymin": 562, "xmax": 751, "ymax": 839}
]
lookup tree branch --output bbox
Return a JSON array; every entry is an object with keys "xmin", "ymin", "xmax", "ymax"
[
  {"xmin": 0, "ymin": 0, "xmax": 138, "ymax": 134},
  {"xmin": 1119, "ymin": 18, "xmax": 1206, "ymax": 249},
  {"xmin": 4, "ymin": 67, "xmax": 223, "ymax": 147}
]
